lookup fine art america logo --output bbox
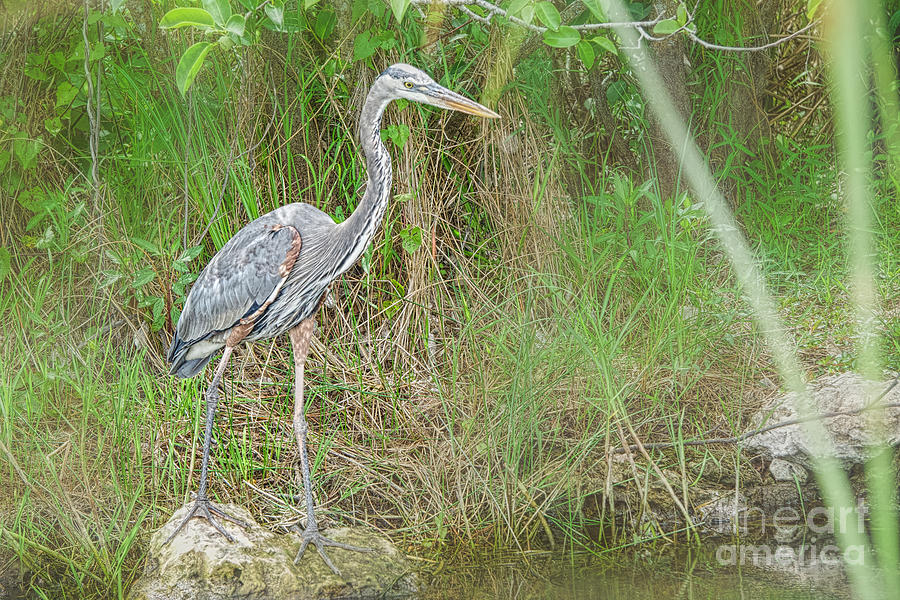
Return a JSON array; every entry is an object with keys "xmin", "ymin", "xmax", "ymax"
[{"xmin": 715, "ymin": 501, "xmax": 868, "ymax": 567}]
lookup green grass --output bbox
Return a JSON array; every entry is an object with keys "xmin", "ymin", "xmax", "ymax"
[{"xmin": 3, "ymin": 1, "xmax": 900, "ymax": 599}]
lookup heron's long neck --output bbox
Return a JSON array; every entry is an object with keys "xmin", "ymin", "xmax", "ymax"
[{"xmin": 338, "ymin": 85, "xmax": 392, "ymax": 272}]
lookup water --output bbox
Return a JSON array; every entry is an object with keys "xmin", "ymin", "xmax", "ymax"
[{"xmin": 426, "ymin": 545, "xmax": 851, "ymax": 599}]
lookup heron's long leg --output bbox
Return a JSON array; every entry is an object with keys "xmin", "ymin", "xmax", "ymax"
[
  {"xmin": 289, "ymin": 319, "xmax": 371, "ymax": 575},
  {"xmin": 165, "ymin": 345, "xmax": 250, "ymax": 544}
]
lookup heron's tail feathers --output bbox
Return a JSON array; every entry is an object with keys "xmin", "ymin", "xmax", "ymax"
[{"xmin": 167, "ymin": 335, "xmax": 222, "ymax": 379}]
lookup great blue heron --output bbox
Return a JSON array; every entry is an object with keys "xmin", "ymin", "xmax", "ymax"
[{"xmin": 165, "ymin": 63, "xmax": 499, "ymax": 573}]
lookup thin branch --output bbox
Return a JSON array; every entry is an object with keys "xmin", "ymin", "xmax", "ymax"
[
  {"xmin": 613, "ymin": 376, "xmax": 900, "ymax": 454},
  {"xmin": 412, "ymin": 0, "xmax": 816, "ymax": 53},
  {"xmin": 684, "ymin": 19, "xmax": 818, "ymax": 52}
]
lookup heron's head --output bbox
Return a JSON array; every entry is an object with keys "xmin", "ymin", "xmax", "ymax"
[{"xmin": 377, "ymin": 63, "xmax": 500, "ymax": 119}]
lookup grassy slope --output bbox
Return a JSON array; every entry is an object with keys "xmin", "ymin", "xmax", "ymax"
[{"xmin": 1, "ymin": 2, "xmax": 899, "ymax": 598}]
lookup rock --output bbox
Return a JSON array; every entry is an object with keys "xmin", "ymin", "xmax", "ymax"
[
  {"xmin": 741, "ymin": 373, "xmax": 900, "ymax": 467},
  {"xmin": 768, "ymin": 459, "xmax": 808, "ymax": 483},
  {"xmin": 128, "ymin": 504, "xmax": 416, "ymax": 600},
  {"xmin": 696, "ymin": 490, "xmax": 748, "ymax": 534}
]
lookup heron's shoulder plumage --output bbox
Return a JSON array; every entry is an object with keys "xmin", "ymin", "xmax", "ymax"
[{"xmin": 167, "ymin": 210, "xmax": 305, "ymax": 376}]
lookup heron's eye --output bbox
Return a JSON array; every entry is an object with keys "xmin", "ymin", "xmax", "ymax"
[{"xmin": 404, "ymin": 81, "xmax": 414, "ymax": 89}]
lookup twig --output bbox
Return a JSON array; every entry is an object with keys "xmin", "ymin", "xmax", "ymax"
[
  {"xmin": 411, "ymin": 0, "xmax": 816, "ymax": 53},
  {"xmin": 684, "ymin": 19, "xmax": 818, "ymax": 53},
  {"xmin": 613, "ymin": 376, "xmax": 900, "ymax": 454}
]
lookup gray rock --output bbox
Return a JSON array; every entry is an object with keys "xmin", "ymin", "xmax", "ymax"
[
  {"xmin": 696, "ymin": 490, "xmax": 748, "ymax": 534},
  {"xmin": 742, "ymin": 373, "xmax": 900, "ymax": 467},
  {"xmin": 768, "ymin": 459, "xmax": 808, "ymax": 483},
  {"xmin": 128, "ymin": 504, "xmax": 416, "ymax": 600}
]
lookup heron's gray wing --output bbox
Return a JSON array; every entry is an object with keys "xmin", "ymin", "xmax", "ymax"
[{"xmin": 167, "ymin": 223, "xmax": 301, "ymax": 370}]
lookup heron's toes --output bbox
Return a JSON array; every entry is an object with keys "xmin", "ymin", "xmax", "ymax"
[
  {"xmin": 164, "ymin": 498, "xmax": 250, "ymax": 545},
  {"xmin": 291, "ymin": 525, "xmax": 373, "ymax": 575}
]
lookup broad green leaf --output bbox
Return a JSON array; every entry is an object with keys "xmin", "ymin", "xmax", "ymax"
[
  {"xmin": 807, "ymin": 0, "xmax": 824, "ymax": 20},
  {"xmin": 55, "ymin": 81, "xmax": 79, "ymax": 109},
  {"xmin": 225, "ymin": 14, "xmax": 245, "ymax": 36},
  {"xmin": 313, "ymin": 9, "xmax": 335, "ymax": 39},
  {"xmin": 265, "ymin": 0, "xmax": 284, "ymax": 29},
  {"xmin": 132, "ymin": 266, "xmax": 156, "ymax": 288},
  {"xmin": 543, "ymin": 25, "xmax": 579, "ymax": 48},
  {"xmin": 110, "ymin": 0, "xmax": 126, "ymax": 14},
  {"xmin": 130, "ymin": 236, "xmax": 161, "ymax": 255},
  {"xmin": 0, "ymin": 247, "xmax": 10, "ymax": 284},
  {"xmin": 304, "ymin": 0, "xmax": 319, "ymax": 7},
  {"xmin": 592, "ymin": 35, "xmax": 617, "ymax": 55},
  {"xmin": 179, "ymin": 245, "xmax": 204, "ymax": 261},
  {"xmin": 218, "ymin": 34, "xmax": 234, "ymax": 49},
  {"xmin": 582, "ymin": 0, "xmax": 604, "ymax": 20},
  {"xmin": 652, "ymin": 18, "xmax": 680, "ymax": 35},
  {"xmin": 507, "ymin": 0, "xmax": 529, "ymax": 18},
  {"xmin": 202, "ymin": 0, "xmax": 231, "ymax": 25},
  {"xmin": 520, "ymin": 4, "xmax": 534, "ymax": 24},
  {"xmin": 535, "ymin": 1, "xmax": 560, "ymax": 30},
  {"xmin": 175, "ymin": 41, "xmax": 214, "ymax": 96},
  {"xmin": 159, "ymin": 7, "xmax": 215, "ymax": 29},
  {"xmin": 13, "ymin": 137, "xmax": 41, "ymax": 170},
  {"xmin": 577, "ymin": 39, "xmax": 595, "ymax": 69},
  {"xmin": 676, "ymin": 3, "xmax": 687, "ymax": 26},
  {"xmin": 390, "ymin": 0, "xmax": 411, "ymax": 23},
  {"xmin": 353, "ymin": 31, "xmax": 378, "ymax": 60},
  {"xmin": 400, "ymin": 226, "xmax": 423, "ymax": 253},
  {"xmin": 48, "ymin": 52, "xmax": 65, "ymax": 72},
  {"xmin": 44, "ymin": 116, "xmax": 62, "ymax": 135},
  {"xmin": 0, "ymin": 150, "xmax": 10, "ymax": 173}
]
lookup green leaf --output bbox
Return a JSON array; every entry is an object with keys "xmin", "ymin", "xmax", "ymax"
[
  {"xmin": 110, "ymin": 0, "xmax": 126, "ymax": 14},
  {"xmin": 225, "ymin": 14, "xmax": 245, "ymax": 36},
  {"xmin": 676, "ymin": 3, "xmax": 687, "ymax": 26},
  {"xmin": 581, "ymin": 0, "xmax": 604, "ymax": 20},
  {"xmin": 264, "ymin": 0, "xmax": 284, "ymax": 29},
  {"xmin": 130, "ymin": 236, "xmax": 161, "ymax": 255},
  {"xmin": 44, "ymin": 116, "xmax": 62, "ymax": 135},
  {"xmin": 652, "ymin": 18, "xmax": 680, "ymax": 35},
  {"xmin": 0, "ymin": 247, "xmax": 10, "ymax": 284},
  {"xmin": 0, "ymin": 150, "xmax": 10, "ymax": 173},
  {"xmin": 313, "ymin": 9, "xmax": 335, "ymax": 39},
  {"xmin": 179, "ymin": 245, "xmax": 204, "ymax": 261},
  {"xmin": 159, "ymin": 7, "xmax": 215, "ymax": 29},
  {"xmin": 592, "ymin": 35, "xmax": 617, "ymax": 55},
  {"xmin": 577, "ymin": 39, "xmax": 595, "ymax": 69},
  {"xmin": 535, "ymin": 1, "xmax": 560, "ymax": 30},
  {"xmin": 132, "ymin": 266, "xmax": 156, "ymax": 288},
  {"xmin": 543, "ymin": 25, "xmax": 579, "ymax": 48},
  {"xmin": 381, "ymin": 123, "xmax": 410, "ymax": 148},
  {"xmin": 13, "ymin": 137, "xmax": 41, "ymax": 171},
  {"xmin": 353, "ymin": 31, "xmax": 378, "ymax": 60},
  {"xmin": 807, "ymin": 0, "xmax": 824, "ymax": 20},
  {"xmin": 520, "ymin": 4, "xmax": 534, "ymax": 24},
  {"xmin": 202, "ymin": 0, "xmax": 231, "ymax": 25},
  {"xmin": 175, "ymin": 41, "xmax": 214, "ymax": 96},
  {"xmin": 55, "ymin": 81, "xmax": 79, "ymax": 109},
  {"xmin": 506, "ymin": 0, "xmax": 531, "ymax": 17},
  {"xmin": 390, "ymin": 0, "xmax": 410, "ymax": 23},
  {"xmin": 400, "ymin": 226, "xmax": 423, "ymax": 253}
]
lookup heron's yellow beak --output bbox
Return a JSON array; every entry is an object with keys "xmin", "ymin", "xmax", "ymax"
[{"xmin": 429, "ymin": 86, "xmax": 501, "ymax": 119}]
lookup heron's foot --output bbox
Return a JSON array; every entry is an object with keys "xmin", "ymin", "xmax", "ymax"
[
  {"xmin": 292, "ymin": 524, "xmax": 373, "ymax": 575},
  {"xmin": 164, "ymin": 497, "xmax": 251, "ymax": 545}
]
